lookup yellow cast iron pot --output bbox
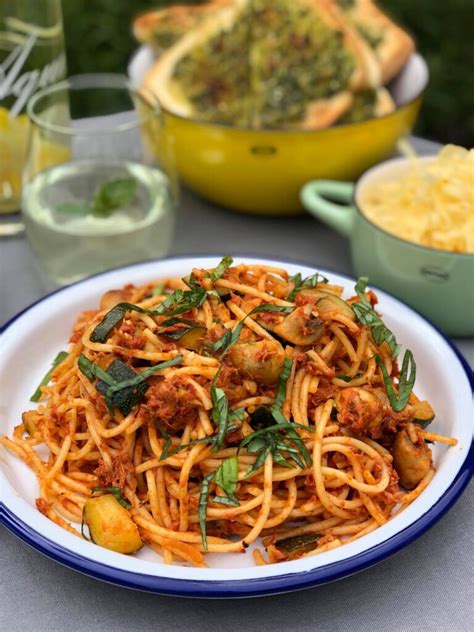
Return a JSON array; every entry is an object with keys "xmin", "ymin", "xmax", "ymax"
[{"xmin": 131, "ymin": 51, "xmax": 428, "ymax": 215}]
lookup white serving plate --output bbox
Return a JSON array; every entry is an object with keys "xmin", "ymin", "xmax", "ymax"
[{"xmin": 1, "ymin": 256, "xmax": 472, "ymax": 597}]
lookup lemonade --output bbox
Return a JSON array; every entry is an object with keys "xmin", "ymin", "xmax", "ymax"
[
  {"xmin": 0, "ymin": 107, "xmax": 29, "ymax": 212},
  {"xmin": 22, "ymin": 160, "xmax": 174, "ymax": 285}
]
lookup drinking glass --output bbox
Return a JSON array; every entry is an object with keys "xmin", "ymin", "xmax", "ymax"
[
  {"xmin": 0, "ymin": 0, "xmax": 66, "ymax": 213},
  {"xmin": 22, "ymin": 74, "xmax": 177, "ymax": 285}
]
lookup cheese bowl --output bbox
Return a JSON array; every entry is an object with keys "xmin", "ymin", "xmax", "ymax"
[
  {"xmin": 301, "ymin": 155, "xmax": 474, "ymax": 336},
  {"xmin": 129, "ymin": 48, "xmax": 428, "ymax": 215}
]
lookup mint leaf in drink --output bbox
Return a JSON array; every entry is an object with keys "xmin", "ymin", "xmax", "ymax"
[
  {"xmin": 56, "ymin": 178, "xmax": 138, "ymax": 218},
  {"xmin": 56, "ymin": 201, "xmax": 90, "ymax": 215},
  {"xmin": 91, "ymin": 178, "xmax": 137, "ymax": 217}
]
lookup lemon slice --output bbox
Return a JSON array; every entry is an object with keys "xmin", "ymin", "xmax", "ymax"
[
  {"xmin": 0, "ymin": 107, "xmax": 29, "ymax": 210},
  {"xmin": 0, "ymin": 106, "xmax": 72, "ymax": 211}
]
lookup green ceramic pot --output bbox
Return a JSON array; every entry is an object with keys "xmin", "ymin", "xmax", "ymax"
[{"xmin": 301, "ymin": 156, "xmax": 474, "ymax": 336}]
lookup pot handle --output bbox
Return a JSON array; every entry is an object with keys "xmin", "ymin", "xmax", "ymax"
[{"xmin": 300, "ymin": 180, "xmax": 356, "ymax": 238}]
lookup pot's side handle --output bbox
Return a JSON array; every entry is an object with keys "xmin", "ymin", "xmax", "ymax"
[{"xmin": 300, "ymin": 180, "xmax": 356, "ymax": 238}]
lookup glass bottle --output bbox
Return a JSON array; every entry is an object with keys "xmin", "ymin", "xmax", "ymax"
[{"xmin": 0, "ymin": 0, "xmax": 66, "ymax": 213}]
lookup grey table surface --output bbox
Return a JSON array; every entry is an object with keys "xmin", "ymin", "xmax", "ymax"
[{"xmin": 0, "ymin": 137, "xmax": 473, "ymax": 632}]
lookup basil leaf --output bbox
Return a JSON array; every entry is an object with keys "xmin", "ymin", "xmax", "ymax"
[
  {"xmin": 211, "ymin": 386, "xmax": 229, "ymax": 451},
  {"xmin": 354, "ymin": 276, "xmax": 369, "ymax": 302},
  {"xmin": 199, "ymin": 471, "xmax": 215, "ymax": 550},
  {"xmin": 156, "ymin": 422, "xmax": 173, "ymax": 459},
  {"xmin": 272, "ymin": 449, "xmax": 295, "ymax": 469},
  {"xmin": 352, "ymin": 277, "xmax": 401, "ymax": 358},
  {"xmin": 30, "ymin": 351, "xmax": 68, "ymax": 402},
  {"xmin": 371, "ymin": 321, "xmax": 401, "ymax": 359},
  {"xmin": 375, "ymin": 351, "xmax": 416, "ymax": 412},
  {"xmin": 91, "ymin": 178, "xmax": 137, "ymax": 217},
  {"xmin": 182, "ymin": 273, "xmax": 200, "ymax": 290},
  {"xmin": 210, "ymin": 304, "xmax": 292, "ymax": 356},
  {"xmin": 78, "ymin": 354, "xmax": 115, "ymax": 385},
  {"xmin": 244, "ymin": 443, "xmax": 272, "ymax": 478},
  {"xmin": 152, "ymin": 282, "xmax": 165, "ymax": 296},
  {"xmin": 274, "ymin": 358, "xmax": 292, "ymax": 409},
  {"xmin": 336, "ymin": 374, "xmax": 354, "ymax": 383},
  {"xmin": 245, "ymin": 435, "xmax": 267, "ymax": 454},
  {"xmin": 214, "ymin": 456, "xmax": 239, "ymax": 498},
  {"xmin": 213, "ymin": 495, "xmax": 240, "ymax": 507},
  {"xmin": 91, "ymin": 485, "xmax": 131, "ymax": 509},
  {"xmin": 398, "ymin": 350, "xmax": 417, "ymax": 408},
  {"xmin": 239, "ymin": 419, "xmax": 312, "ymax": 477},
  {"xmin": 228, "ymin": 407, "xmax": 245, "ymax": 423},
  {"xmin": 209, "ymin": 256, "xmax": 233, "ymax": 281},
  {"xmin": 90, "ymin": 289, "xmax": 208, "ymax": 343},
  {"xmin": 288, "ymin": 271, "xmax": 329, "ymax": 301}
]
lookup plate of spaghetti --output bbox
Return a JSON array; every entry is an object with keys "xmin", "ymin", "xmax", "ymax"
[{"xmin": 0, "ymin": 256, "xmax": 472, "ymax": 597}]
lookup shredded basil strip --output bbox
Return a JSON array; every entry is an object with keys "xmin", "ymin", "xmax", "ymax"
[
  {"xmin": 90, "ymin": 289, "xmax": 208, "ymax": 343},
  {"xmin": 199, "ymin": 456, "xmax": 241, "ymax": 549},
  {"xmin": 351, "ymin": 277, "xmax": 401, "ymax": 358},
  {"xmin": 198, "ymin": 471, "xmax": 215, "ymax": 550},
  {"xmin": 274, "ymin": 358, "xmax": 292, "ymax": 409},
  {"xmin": 210, "ymin": 382, "xmax": 245, "ymax": 452},
  {"xmin": 209, "ymin": 256, "xmax": 233, "ymax": 281},
  {"xmin": 211, "ymin": 386, "xmax": 229, "ymax": 451},
  {"xmin": 78, "ymin": 354, "xmax": 115, "ymax": 385},
  {"xmin": 239, "ymin": 420, "xmax": 312, "ymax": 477},
  {"xmin": 213, "ymin": 495, "xmax": 240, "ymax": 507},
  {"xmin": 30, "ymin": 351, "xmax": 68, "ymax": 402},
  {"xmin": 288, "ymin": 271, "xmax": 329, "ymax": 301},
  {"xmin": 375, "ymin": 351, "xmax": 416, "ymax": 412},
  {"xmin": 336, "ymin": 374, "xmax": 354, "ymax": 383},
  {"xmin": 91, "ymin": 486, "xmax": 131, "ymax": 509},
  {"xmin": 182, "ymin": 273, "xmax": 200, "ymax": 290},
  {"xmin": 210, "ymin": 304, "xmax": 292, "ymax": 356},
  {"xmin": 156, "ymin": 422, "xmax": 173, "ymax": 459},
  {"xmin": 157, "ymin": 421, "xmax": 242, "ymax": 460},
  {"xmin": 265, "ymin": 359, "xmax": 311, "ymax": 468},
  {"xmin": 152, "ymin": 282, "xmax": 165, "ymax": 296},
  {"xmin": 214, "ymin": 456, "xmax": 239, "ymax": 505}
]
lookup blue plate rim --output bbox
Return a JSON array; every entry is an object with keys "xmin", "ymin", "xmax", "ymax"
[{"xmin": 1, "ymin": 253, "xmax": 473, "ymax": 598}]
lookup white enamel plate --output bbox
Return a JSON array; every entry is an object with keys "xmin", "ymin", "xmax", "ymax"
[{"xmin": 1, "ymin": 256, "xmax": 472, "ymax": 597}]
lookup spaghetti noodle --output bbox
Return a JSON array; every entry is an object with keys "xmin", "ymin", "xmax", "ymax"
[{"xmin": 2, "ymin": 258, "xmax": 457, "ymax": 567}]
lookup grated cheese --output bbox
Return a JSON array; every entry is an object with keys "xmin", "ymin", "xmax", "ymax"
[{"xmin": 360, "ymin": 145, "xmax": 474, "ymax": 253}]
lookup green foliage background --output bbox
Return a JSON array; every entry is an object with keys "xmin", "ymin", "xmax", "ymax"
[{"xmin": 62, "ymin": 0, "xmax": 473, "ymax": 146}]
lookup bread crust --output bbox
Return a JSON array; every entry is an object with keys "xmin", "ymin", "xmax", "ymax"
[
  {"xmin": 303, "ymin": 91, "xmax": 354, "ymax": 129},
  {"xmin": 133, "ymin": 1, "xmax": 233, "ymax": 51},
  {"xmin": 331, "ymin": 0, "xmax": 415, "ymax": 83},
  {"xmin": 373, "ymin": 87, "xmax": 395, "ymax": 116},
  {"xmin": 316, "ymin": 0, "xmax": 380, "ymax": 89}
]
